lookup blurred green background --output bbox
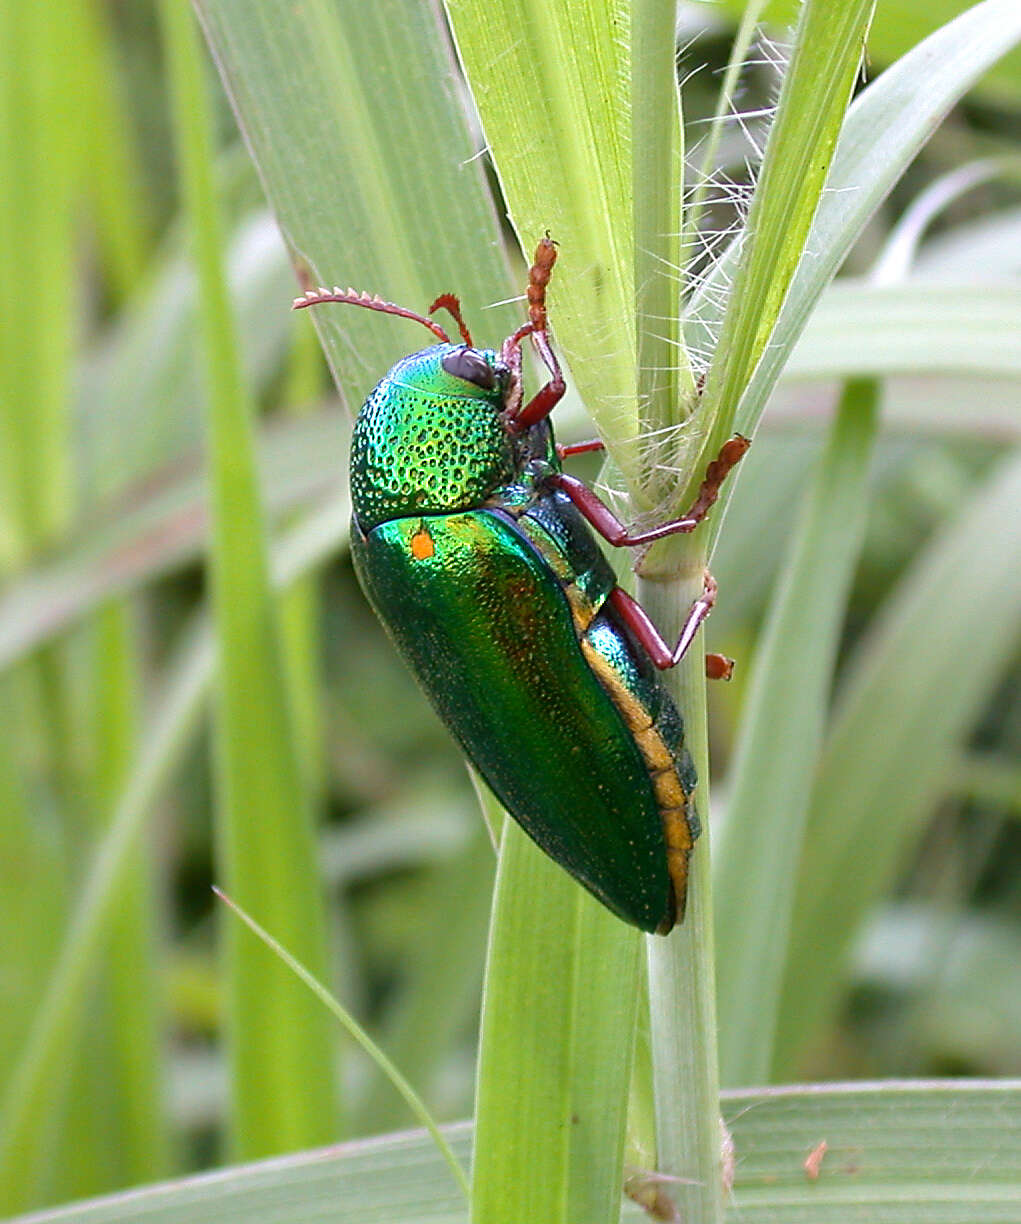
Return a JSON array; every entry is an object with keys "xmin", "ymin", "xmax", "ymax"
[{"xmin": 0, "ymin": 0, "xmax": 1018, "ymax": 1216}]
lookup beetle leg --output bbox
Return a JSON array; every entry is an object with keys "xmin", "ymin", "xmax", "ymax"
[
  {"xmin": 556, "ymin": 437, "xmax": 606, "ymax": 459},
  {"xmin": 683, "ymin": 434, "xmax": 751, "ymax": 527},
  {"xmin": 549, "ymin": 435, "xmax": 750, "ymax": 546},
  {"xmin": 503, "ymin": 237, "xmax": 567, "ymax": 432},
  {"xmin": 526, "ymin": 234, "xmax": 558, "ymax": 332},
  {"xmin": 609, "ymin": 575, "xmax": 720, "ymax": 671},
  {"xmin": 513, "ymin": 329, "xmax": 566, "ymax": 430},
  {"xmin": 705, "ymin": 652, "xmax": 735, "ymax": 681}
]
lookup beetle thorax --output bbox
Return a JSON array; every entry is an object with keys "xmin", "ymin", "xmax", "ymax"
[{"xmin": 350, "ymin": 345, "xmax": 515, "ymax": 532}]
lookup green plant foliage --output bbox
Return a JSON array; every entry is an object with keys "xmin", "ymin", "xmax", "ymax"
[
  {"xmin": 12, "ymin": 1083, "xmax": 1021, "ymax": 1223},
  {"xmin": 159, "ymin": 0, "xmax": 339, "ymax": 1157},
  {"xmin": 0, "ymin": 0, "xmax": 1018, "ymax": 1220}
]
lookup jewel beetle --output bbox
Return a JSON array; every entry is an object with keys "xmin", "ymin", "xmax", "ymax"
[{"xmin": 295, "ymin": 239, "xmax": 747, "ymax": 934}]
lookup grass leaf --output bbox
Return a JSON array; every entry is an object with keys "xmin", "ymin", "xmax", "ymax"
[
  {"xmin": 471, "ymin": 825, "xmax": 640, "ymax": 1224},
  {"xmin": 714, "ymin": 380, "xmax": 880, "ymax": 1086},
  {"xmin": 159, "ymin": 1, "xmax": 338, "ymax": 1154},
  {"xmin": 13, "ymin": 1082, "xmax": 1021, "ymax": 1223},
  {"xmin": 774, "ymin": 449, "xmax": 1021, "ymax": 1072}
]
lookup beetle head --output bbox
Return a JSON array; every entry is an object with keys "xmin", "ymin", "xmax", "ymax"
[{"xmin": 350, "ymin": 344, "xmax": 517, "ymax": 531}]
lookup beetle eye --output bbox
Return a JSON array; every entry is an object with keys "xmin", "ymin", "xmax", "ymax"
[{"xmin": 442, "ymin": 347, "xmax": 496, "ymax": 390}]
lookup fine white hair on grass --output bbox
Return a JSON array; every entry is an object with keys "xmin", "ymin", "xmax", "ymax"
[
  {"xmin": 744, "ymin": 28, "xmax": 794, "ymax": 80},
  {"xmin": 603, "ymin": 17, "xmax": 795, "ymax": 504},
  {"xmin": 670, "ymin": 22, "xmax": 791, "ymax": 389},
  {"xmin": 482, "ymin": 293, "xmax": 526, "ymax": 310}
]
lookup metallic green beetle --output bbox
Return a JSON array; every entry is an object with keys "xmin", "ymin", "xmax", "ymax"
[{"xmin": 295, "ymin": 240, "xmax": 747, "ymax": 934}]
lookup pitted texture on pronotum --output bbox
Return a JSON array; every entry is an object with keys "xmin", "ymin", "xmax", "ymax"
[{"xmin": 351, "ymin": 345, "xmax": 514, "ymax": 532}]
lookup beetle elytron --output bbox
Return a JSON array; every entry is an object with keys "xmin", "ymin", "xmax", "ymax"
[{"xmin": 295, "ymin": 240, "xmax": 747, "ymax": 933}]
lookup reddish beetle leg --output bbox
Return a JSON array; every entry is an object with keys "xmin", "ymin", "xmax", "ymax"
[
  {"xmin": 550, "ymin": 435, "xmax": 751, "ymax": 674},
  {"xmin": 502, "ymin": 237, "xmax": 567, "ymax": 433},
  {"xmin": 550, "ymin": 435, "xmax": 750, "ymax": 549}
]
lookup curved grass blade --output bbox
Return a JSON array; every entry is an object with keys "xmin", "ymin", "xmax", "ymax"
[
  {"xmin": 0, "ymin": 488, "xmax": 351, "ymax": 1205},
  {"xmin": 0, "ymin": 412, "xmax": 345, "ymax": 674},
  {"xmin": 786, "ymin": 282, "xmax": 1021, "ymax": 381},
  {"xmin": 689, "ymin": 0, "xmax": 1021, "ymax": 555},
  {"xmin": 714, "ymin": 380, "xmax": 879, "ymax": 1087},
  {"xmin": 77, "ymin": 207, "xmax": 296, "ymax": 507},
  {"xmin": 773, "ymin": 449, "xmax": 1021, "ymax": 1073},
  {"xmin": 11, "ymin": 1082, "xmax": 1021, "ymax": 1223},
  {"xmin": 212, "ymin": 888, "xmax": 469, "ymax": 1200},
  {"xmin": 688, "ymin": 0, "xmax": 876, "ymax": 511}
]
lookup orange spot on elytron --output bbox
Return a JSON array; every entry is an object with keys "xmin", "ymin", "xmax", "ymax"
[{"xmin": 410, "ymin": 526, "xmax": 434, "ymax": 560}]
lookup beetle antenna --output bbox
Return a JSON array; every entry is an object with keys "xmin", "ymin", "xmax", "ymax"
[
  {"xmin": 293, "ymin": 287, "xmax": 452, "ymax": 343},
  {"xmin": 428, "ymin": 293, "xmax": 473, "ymax": 347}
]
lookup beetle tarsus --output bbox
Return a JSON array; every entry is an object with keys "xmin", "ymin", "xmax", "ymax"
[
  {"xmin": 556, "ymin": 438, "xmax": 606, "ymax": 460},
  {"xmin": 527, "ymin": 235, "xmax": 558, "ymax": 332},
  {"xmin": 549, "ymin": 434, "xmax": 750, "ymax": 547},
  {"xmin": 683, "ymin": 434, "xmax": 751, "ymax": 526},
  {"xmin": 608, "ymin": 573, "xmax": 719, "ymax": 671},
  {"xmin": 705, "ymin": 652, "xmax": 735, "ymax": 681}
]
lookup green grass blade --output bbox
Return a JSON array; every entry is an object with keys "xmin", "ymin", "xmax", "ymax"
[
  {"xmin": 690, "ymin": 0, "xmax": 1021, "ymax": 524},
  {"xmin": 917, "ymin": 206, "xmax": 1021, "ymax": 278},
  {"xmin": 12, "ymin": 1082, "xmax": 1021, "ymax": 1223},
  {"xmin": 159, "ymin": 1, "xmax": 337, "ymax": 1155},
  {"xmin": 0, "ymin": 3, "xmax": 77, "ymax": 561},
  {"xmin": 471, "ymin": 824, "xmax": 640, "ymax": 1224},
  {"xmin": 714, "ymin": 380, "xmax": 880, "ymax": 1087},
  {"xmin": 869, "ymin": 158, "xmax": 1014, "ymax": 284},
  {"xmin": 786, "ymin": 282, "xmax": 1021, "ymax": 380},
  {"xmin": 687, "ymin": 0, "xmax": 875, "ymax": 511},
  {"xmin": 85, "ymin": 603, "xmax": 170, "ymax": 1186},
  {"xmin": 444, "ymin": 0, "xmax": 641, "ymax": 477},
  {"xmin": 194, "ymin": 0, "xmax": 519, "ymax": 402},
  {"xmin": 773, "ymin": 449, "xmax": 1021, "ymax": 1073},
  {"xmin": 0, "ymin": 489, "xmax": 352, "ymax": 1209},
  {"xmin": 212, "ymin": 888, "xmax": 469, "ymax": 1200}
]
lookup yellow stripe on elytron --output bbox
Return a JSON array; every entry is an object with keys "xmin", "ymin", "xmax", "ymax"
[
  {"xmin": 578, "ymin": 633, "xmax": 692, "ymax": 915},
  {"xmin": 660, "ymin": 807, "xmax": 692, "ymax": 922}
]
